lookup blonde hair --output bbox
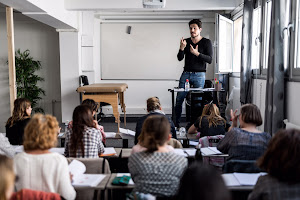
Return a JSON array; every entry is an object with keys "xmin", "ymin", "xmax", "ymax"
[
  {"xmin": 199, "ymin": 103, "xmax": 226, "ymax": 128},
  {"xmin": 147, "ymin": 97, "xmax": 161, "ymax": 112},
  {"xmin": 0, "ymin": 155, "xmax": 15, "ymax": 200},
  {"xmin": 23, "ymin": 114, "xmax": 59, "ymax": 151},
  {"xmin": 6, "ymin": 98, "xmax": 31, "ymax": 128}
]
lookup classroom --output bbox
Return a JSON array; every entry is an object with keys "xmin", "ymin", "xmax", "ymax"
[{"xmin": 0, "ymin": 0, "xmax": 300, "ymax": 200}]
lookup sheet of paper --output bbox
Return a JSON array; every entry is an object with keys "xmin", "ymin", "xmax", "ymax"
[
  {"xmin": 105, "ymin": 132, "xmax": 116, "ymax": 138},
  {"xmin": 208, "ymin": 147, "xmax": 222, "ymax": 154},
  {"xmin": 72, "ymin": 174, "xmax": 106, "ymax": 187},
  {"xmin": 119, "ymin": 128, "xmax": 136, "ymax": 136},
  {"xmin": 102, "ymin": 147, "xmax": 117, "ymax": 155},
  {"xmin": 189, "ymin": 141, "xmax": 198, "ymax": 146},
  {"xmin": 117, "ymin": 173, "xmax": 135, "ymax": 185},
  {"xmin": 69, "ymin": 160, "xmax": 86, "ymax": 181},
  {"xmin": 184, "ymin": 149, "xmax": 196, "ymax": 156},
  {"xmin": 233, "ymin": 173, "xmax": 267, "ymax": 186},
  {"xmin": 49, "ymin": 148, "xmax": 64, "ymax": 155},
  {"xmin": 173, "ymin": 149, "xmax": 187, "ymax": 157},
  {"xmin": 58, "ymin": 132, "xmax": 65, "ymax": 137},
  {"xmin": 222, "ymin": 174, "xmax": 240, "ymax": 186},
  {"xmin": 201, "ymin": 147, "xmax": 217, "ymax": 155}
]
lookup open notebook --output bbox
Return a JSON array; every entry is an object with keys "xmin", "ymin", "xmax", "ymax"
[
  {"xmin": 100, "ymin": 147, "xmax": 117, "ymax": 156},
  {"xmin": 69, "ymin": 160, "xmax": 106, "ymax": 187},
  {"xmin": 222, "ymin": 172, "xmax": 267, "ymax": 186},
  {"xmin": 201, "ymin": 147, "xmax": 222, "ymax": 156},
  {"xmin": 119, "ymin": 128, "xmax": 135, "ymax": 136}
]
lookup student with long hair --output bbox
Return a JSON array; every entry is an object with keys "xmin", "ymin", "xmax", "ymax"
[
  {"xmin": 135, "ymin": 97, "xmax": 176, "ymax": 144},
  {"xmin": 0, "ymin": 155, "xmax": 15, "ymax": 200},
  {"xmin": 217, "ymin": 104, "xmax": 271, "ymax": 161},
  {"xmin": 248, "ymin": 129, "xmax": 300, "ymax": 200},
  {"xmin": 64, "ymin": 105, "xmax": 104, "ymax": 158},
  {"xmin": 13, "ymin": 114, "xmax": 76, "ymax": 200},
  {"xmin": 188, "ymin": 102, "xmax": 226, "ymax": 136},
  {"xmin": 174, "ymin": 162, "xmax": 231, "ymax": 200},
  {"xmin": 128, "ymin": 115, "xmax": 187, "ymax": 198},
  {"xmin": 5, "ymin": 98, "xmax": 32, "ymax": 145}
]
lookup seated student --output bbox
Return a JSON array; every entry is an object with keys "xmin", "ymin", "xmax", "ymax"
[
  {"xmin": 0, "ymin": 155, "xmax": 15, "ymax": 200},
  {"xmin": 65, "ymin": 105, "xmax": 105, "ymax": 158},
  {"xmin": 248, "ymin": 129, "xmax": 300, "ymax": 200},
  {"xmin": 14, "ymin": 114, "xmax": 76, "ymax": 200},
  {"xmin": 217, "ymin": 104, "xmax": 271, "ymax": 162},
  {"xmin": 68, "ymin": 99, "xmax": 106, "ymax": 144},
  {"xmin": 128, "ymin": 115, "xmax": 188, "ymax": 198},
  {"xmin": 188, "ymin": 102, "xmax": 226, "ymax": 137},
  {"xmin": 135, "ymin": 97, "xmax": 176, "ymax": 144},
  {"xmin": 174, "ymin": 162, "xmax": 231, "ymax": 200},
  {"xmin": 0, "ymin": 133, "xmax": 15, "ymax": 158},
  {"xmin": 5, "ymin": 98, "xmax": 32, "ymax": 145}
]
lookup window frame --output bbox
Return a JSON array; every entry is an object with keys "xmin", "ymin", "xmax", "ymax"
[
  {"xmin": 291, "ymin": 0, "xmax": 300, "ymax": 76},
  {"xmin": 251, "ymin": 6, "xmax": 262, "ymax": 74},
  {"xmin": 261, "ymin": 0, "xmax": 272, "ymax": 75}
]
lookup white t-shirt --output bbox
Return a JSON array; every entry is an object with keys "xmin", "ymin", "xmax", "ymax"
[{"xmin": 14, "ymin": 152, "xmax": 76, "ymax": 200}]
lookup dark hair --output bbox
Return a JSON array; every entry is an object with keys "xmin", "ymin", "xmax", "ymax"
[
  {"xmin": 82, "ymin": 99, "xmax": 98, "ymax": 113},
  {"xmin": 6, "ymin": 98, "xmax": 31, "ymax": 127},
  {"xmin": 199, "ymin": 102, "xmax": 226, "ymax": 128},
  {"xmin": 139, "ymin": 115, "xmax": 170, "ymax": 153},
  {"xmin": 175, "ymin": 162, "xmax": 231, "ymax": 200},
  {"xmin": 189, "ymin": 19, "xmax": 202, "ymax": 28},
  {"xmin": 240, "ymin": 104, "xmax": 262, "ymax": 126},
  {"xmin": 146, "ymin": 97, "xmax": 161, "ymax": 112},
  {"xmin": 257, "ymin": 129, "xmax": 300, "ymax": 183},
  {"xmin": 70, "ymin": 105, "xmax": 96, "ymax": 157}
]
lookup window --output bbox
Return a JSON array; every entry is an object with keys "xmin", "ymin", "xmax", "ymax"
[
  {"xmin": 233, "ymin": 16, "xmax": 243, "ymax": 72},
  {"xmin": 262, "ymin": 1, "xmax": 272, "ymax": 70},
  {"xmin": 297, "ymin": 3, "xmax": 300, "ymax": 69},
  {"xmin": 216, "ymin": 14, "xmax": 233, "ymax": 73},
  {"xmin": 251, "ymin": 7, "xmax": 262, "ymax": 70}
]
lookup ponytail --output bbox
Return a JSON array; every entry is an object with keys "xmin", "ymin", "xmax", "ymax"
[{"xmin": 139, "ymin": 115, "xmax": 170, "ymax": 153}]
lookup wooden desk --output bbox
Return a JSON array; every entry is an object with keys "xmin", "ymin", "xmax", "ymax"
[
  {"xmin": 77, "ymin": 83, "xmax": 128, "ymax": 132},
  {"xmin": 121, "ymin": 148, "xmax": 132, "ymax": 158}
]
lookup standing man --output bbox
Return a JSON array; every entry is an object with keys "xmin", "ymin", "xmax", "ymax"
[{"xmin": 175, "ymin": 19, "xmax": 213, "ymax": 127}]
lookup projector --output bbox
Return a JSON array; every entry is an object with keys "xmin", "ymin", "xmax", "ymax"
[{"xmin": 143, "ymin": 0, "xmax": 166, "ymax": 8}]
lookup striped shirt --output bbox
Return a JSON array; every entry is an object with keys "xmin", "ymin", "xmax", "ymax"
[{"xmin": 64, "ymin": 126, "xmax": 104, "ymax": 158}]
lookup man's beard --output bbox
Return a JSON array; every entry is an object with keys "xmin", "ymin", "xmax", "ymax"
[{"xmin": 191, "ymin": 33, "xmax": 199, "ymax": 38}]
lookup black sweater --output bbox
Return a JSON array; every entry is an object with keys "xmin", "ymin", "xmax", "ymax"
[
  {"xmin": 177, "ymin": 37, "xmax": 213, "ymax": 72},
  {"xmin": 6, "ymin": 118, "xmax": 31, "ymax": 145}
]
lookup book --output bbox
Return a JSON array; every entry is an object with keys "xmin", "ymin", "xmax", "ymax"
[
  {"xmin": 68, "ymin": 160, "xmax": 106, "ymax": 187},
  {"xmin": 100, "ymin": 147, "xmax": 117, "ymax": 156},
  {"xmin": 201, "ymin": 147, "xmax": 222, "ymax": 155},
  {"xmin": 119, "ymin": 128, "xmax": 135, "ymax": 136},
  {"xmin": 116, "ymin": 173, "xmax": 134, "ymax": 185},
  {"xmin": 222, "ymin": 172, "xmax": 267, "ymax": 186},
  {"xmin": 184, "ymin": 149, "xmax": 197, "ymax": 156},
  {"xmin": 173, "ymin": 149, "xmax": 187, "ymax": 157}
]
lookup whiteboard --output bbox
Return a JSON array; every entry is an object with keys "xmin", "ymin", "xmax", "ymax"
[{"xmin": 100, "ymin": 22, "xmax": 215, "ymax": 80}]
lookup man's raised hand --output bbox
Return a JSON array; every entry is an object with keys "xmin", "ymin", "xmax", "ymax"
[
  {"xmin": 190, "ymin": 44, "xmax": 199, "ymax": 56},
  {"xmin": 180, "ymin": 37, "xmax": 187, "ymax": 51}
]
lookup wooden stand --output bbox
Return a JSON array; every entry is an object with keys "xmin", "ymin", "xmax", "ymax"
[{"xmin": 77, "ymin": 83, "xmax": 128, "ymax": 132}]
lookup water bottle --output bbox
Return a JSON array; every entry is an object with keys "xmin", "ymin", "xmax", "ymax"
[
  {"xmin": 179, "ymin": 127, "xmax": 186, "ymax": 137},
  {"xmin": 65, "ymin": 120, "xmax": 70, "ymax": 132},
  {"xmin": 195, "ymin": 143, "xmax": 203, "ymax": 162},
  {"xmin": 185, "ymin": 79, "xmax": 190, "ymax": 92}
]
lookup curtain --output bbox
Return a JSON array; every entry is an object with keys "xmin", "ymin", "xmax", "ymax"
[
  {"xmin": 240, "ymin": 0, "xmax": 255, "ymax": 104},
  {"xmin": 264, "ymin": 0, "xmax": 289, "ymax": 134}
]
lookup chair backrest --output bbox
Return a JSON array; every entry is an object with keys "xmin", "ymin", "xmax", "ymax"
[
  {"xmin": 67, "ymin": 157, "xmax": 111, "ymax": 174},
  {"xmin": 199, "ymin": 135, "xmax": 225, "ymax": 148},
  {"xmin": 80, "ymin": 75, "xmax": 89, "ymax": 86},
  {"xmin": 167, "ymin": 138, "xmax": 183, "ymax": 148},
  {"xmin": 223, "ymin": 159, "xmax": 262, "ymax": 173}
]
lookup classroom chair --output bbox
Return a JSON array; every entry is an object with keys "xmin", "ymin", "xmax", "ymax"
[
  {"xmin": 67, "ymin": 158, "xmax": 111, "ymax": 200},
  {"xmin": 167, "ymin": 138, "xmax": 183, "ymax": 148},
  {"xmin": 222, "ymin": 159, "xmax": 262, "ymax": 173}
]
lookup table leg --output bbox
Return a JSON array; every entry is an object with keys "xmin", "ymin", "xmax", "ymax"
[{"xmin": 171, "ymin": 90, "xmax": 175, "ymax": 122}]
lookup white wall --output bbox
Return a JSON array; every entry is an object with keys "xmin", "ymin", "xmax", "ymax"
[{"xmin": 0, "ymin": 13, "xmax": 61, "ymax": 132}]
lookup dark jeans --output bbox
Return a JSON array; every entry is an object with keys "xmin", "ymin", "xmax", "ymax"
[{"xmin": 175, "ymin": 71, "xmax": 205, "ymax": 126}]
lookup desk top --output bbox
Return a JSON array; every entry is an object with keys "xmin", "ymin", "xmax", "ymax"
[
  {"xmin": 168, "ymin": 88, "xmax": 225, "ymax": 92},
  {"xmin": 77, "ymin": 83, "xmax": 128, "ymax": 93},
  {"xmin": 74, "ymin": 174, "xmax": 111, "ymax": 190},
  {"xmin": 106, "ymin": 173, "xmax": 135, "ymax": 189}
]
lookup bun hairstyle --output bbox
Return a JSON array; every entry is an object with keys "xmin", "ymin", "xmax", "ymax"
[
  {"xmin": 147, "ymin": 97, "xmax": 161, "ymax": 112},
  {"xmin": 139, "ymin": 115, "xmax": 170, "ymax": 153}
]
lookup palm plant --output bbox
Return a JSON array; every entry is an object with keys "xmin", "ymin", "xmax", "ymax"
[{"xmin": 15, "ymin": 49, "xmax": 45, "ymax": 113}]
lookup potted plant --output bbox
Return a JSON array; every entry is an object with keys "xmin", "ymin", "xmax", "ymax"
[{"xmin": 14, "ymin": 49, "xmax": 45, "ymax": 113}]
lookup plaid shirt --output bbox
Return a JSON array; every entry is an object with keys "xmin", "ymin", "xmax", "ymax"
[
  {"xmin": 248, "ymin": 175, "xmax": 300, "ymax": 200},
  {"xmin": 217, "ymin": 128, "xmax": 271, "ymax": 161},
  {"xmin": 64, "ymin": 126, "xmax": 105, "ymax": 158}
]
